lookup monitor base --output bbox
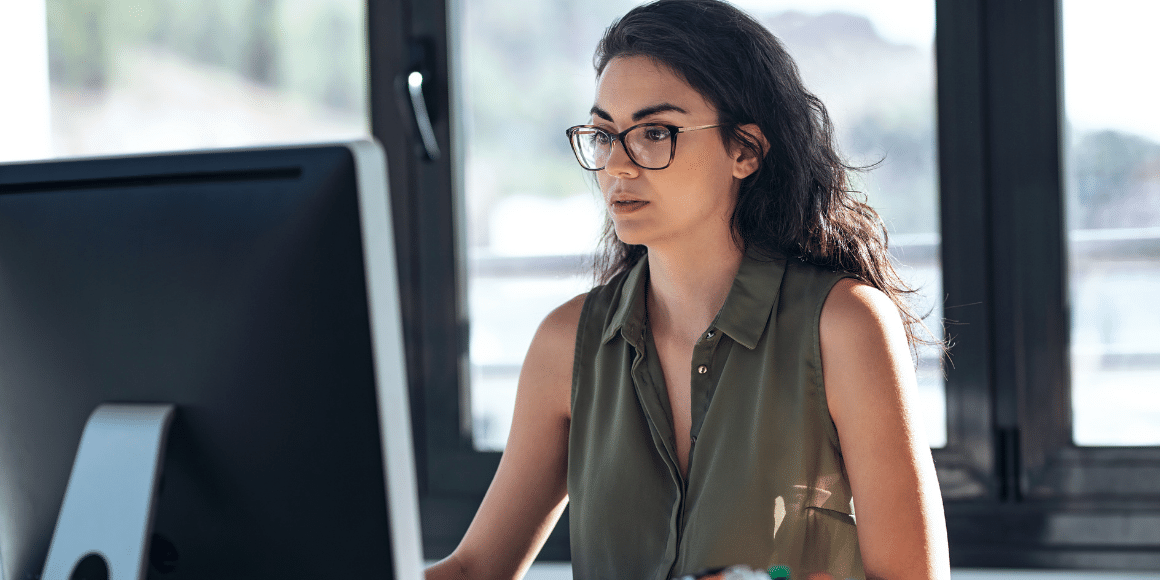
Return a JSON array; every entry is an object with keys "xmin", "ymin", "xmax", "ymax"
[{"xmin": 41, "ymin": 404, "xmax": 175, "ymax": 580}]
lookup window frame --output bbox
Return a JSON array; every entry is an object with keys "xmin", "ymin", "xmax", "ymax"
[
  {"xmin": 370, "ymin": 0, "xmax": 1160, "ymax": 567},
  {"xmin": 936, "ymin": 0, "xmax": 1160, "ymax": 568},
  {"xmin": 367, "ymin": 0, "xmax": 565, "ymax": 560}
]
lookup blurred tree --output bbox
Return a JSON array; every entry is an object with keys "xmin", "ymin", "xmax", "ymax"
[
  {"xmin": 45, "ymin": 0, "xmax": 373, "ymax": 114},
  {"xmin": 275, "ymin": 0, "xmax": 365, "ymax": 113},
  {"xmin": 245, "ymin": 0, "xmax": 279, "ymax": 86},
  {"xmin": 47, "ymin": 0, "xmax": 274, "ymax": 89},
  {"xmin": 1069, "ymin": 130, "xmax": 1160, "ymax": 229},
  {"xmin": 47, "ymin": 0, "xmax": 111, "ymax": 89},
  {"xmin": 317, "ymin": 5, "xmax": 359, "ymax": 110}
]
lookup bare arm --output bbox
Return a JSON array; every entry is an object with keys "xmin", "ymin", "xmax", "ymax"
[
  {"xmin": 820, "ymin": 279, "xmax": 951, "ymax": 580},
  {"xmin": 426, "ymin": 294, "xmax": 585, "ymax": 580}
]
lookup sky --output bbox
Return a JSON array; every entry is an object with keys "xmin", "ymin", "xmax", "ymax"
[
  {"xmin": 735, "ymin": 0, "xmax": 1160, "ymax": 144},
  {"xmin": 732, "ymin": 0, "xmax": 935, "ymax": 47},
  {"xmin": 1060, "ymin": 0, "xmax": 1160, "ymax": 142}
]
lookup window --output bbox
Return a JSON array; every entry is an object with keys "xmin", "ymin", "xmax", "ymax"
[
  {"xmin": 1061, "ymin": 0, "xmax": 1160, "ymax": 447},
  {"xmin": 5, "ymin": 0, "xmax": 368, "ymax": 163},
  {"xmin": 934, "ymin": 0, "xmax": 1160, "ymax": 568}
]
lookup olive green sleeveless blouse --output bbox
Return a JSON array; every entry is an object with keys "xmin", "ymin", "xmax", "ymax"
[{"xmin": 568, "ymin": 252, "xmax": 865, "ymax": 580}]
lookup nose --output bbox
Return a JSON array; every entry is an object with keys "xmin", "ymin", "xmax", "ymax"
[{"xmin": 603, "ymin": 137, "xmax": 639, "ymax": 178}]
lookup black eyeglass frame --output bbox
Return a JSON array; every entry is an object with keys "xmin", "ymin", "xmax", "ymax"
[{"xmin": 565, "ymin": 122, "xmax": 722, "ymax": 171}]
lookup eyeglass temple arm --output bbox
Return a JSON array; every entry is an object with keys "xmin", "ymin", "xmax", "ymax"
[{"xmin": 676, "ymin": 124, "xmax": 723, "ymax": 133}]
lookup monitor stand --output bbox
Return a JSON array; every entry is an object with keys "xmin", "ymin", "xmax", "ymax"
[{"xmin": 40, "ymin": 404, "xmax": 175, "ymax": 580}]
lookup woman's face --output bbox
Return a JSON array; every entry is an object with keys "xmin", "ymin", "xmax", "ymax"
[{"xmin": 591, "ymin": 56, "xmax": 750, "ymax": 250}]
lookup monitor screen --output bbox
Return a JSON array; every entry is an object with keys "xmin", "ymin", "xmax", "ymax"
[{"xmin": 0, "ymin": 141, "xmax": 423, "ymax": 580}]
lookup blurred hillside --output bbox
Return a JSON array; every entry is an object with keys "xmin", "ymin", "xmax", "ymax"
[
  {"xmin": 46, "ymin": 0, "xmax": 366, "ymax": 157},
  {"xmin": 1068, "ymin": 130, "xmax": 1160, "ymax": 229}
]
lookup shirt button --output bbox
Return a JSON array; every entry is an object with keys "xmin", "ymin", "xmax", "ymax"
[
  {"xmin": 706, "ymin": 330, "xmax": 715, "ymax": 339},
  {"xmin": 697, "ymin": 365, "xmax": 708, "ymax": 374}
]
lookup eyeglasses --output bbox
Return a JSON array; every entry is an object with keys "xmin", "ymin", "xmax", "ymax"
[{"xmin": 565, "ymin": 122, "xmax": 722, "ymax": 171}]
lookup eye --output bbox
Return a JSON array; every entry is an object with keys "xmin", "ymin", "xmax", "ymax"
[
  {"xmin": 641, "ymin": 125, "xmax": 671, "ymax": 142},
  {"xmin": 590, "ymin": 130, "xmax": 612, "ymax": 146}
]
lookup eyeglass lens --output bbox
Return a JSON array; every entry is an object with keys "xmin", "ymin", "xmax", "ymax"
[{"xmin": 571, "ymin": 125, "xmax": 673, "ymax": 170}]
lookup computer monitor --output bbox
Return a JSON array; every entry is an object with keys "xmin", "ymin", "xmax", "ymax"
[{"xmin": 0, "ymin": 141, "xmax": 424, "ymax": 580}]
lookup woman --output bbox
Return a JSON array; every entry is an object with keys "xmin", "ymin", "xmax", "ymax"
[{"xmin": 428, "ymin": 1, "xmax": 950, "ymax": 578}]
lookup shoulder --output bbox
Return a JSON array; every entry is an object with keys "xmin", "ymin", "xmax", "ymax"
[
  {"xmin": 819, "ymin": 278, "xmax": 904, "ymax": 340},
  {"xmin": 818, "ymin": 278, "xmax": 915, "ymax": 420},
  {"xmin": 529, "ymin": 292, "xmax": 587, "ymax": 361},
  {"xmin": 778, "ymin": 258, "xmax": 854, "ymax": 313},
  {"xmin": 518, "ymin": 293, "xmax": 588, "ymax": 421},
  {"xmin": 538, "ymin": 293, "xmax": 587, "ymax": 345},
  {"xmin": 524, "ymin": 293, "xmax": 587, "ymax": 371}
]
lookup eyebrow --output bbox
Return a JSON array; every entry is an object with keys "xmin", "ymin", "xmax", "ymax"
[{"xmin": 590, "ymin": 102, "xmax": 689, "ymax": 123}]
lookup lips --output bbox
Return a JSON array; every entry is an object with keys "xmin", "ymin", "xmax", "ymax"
[
  {"xmin": 608, "ymin": 196, "xmax": 649, "ymax": 214},
  {"xmin": 608, "ymin": 191, "xmax": 647, "ymax": 205}
]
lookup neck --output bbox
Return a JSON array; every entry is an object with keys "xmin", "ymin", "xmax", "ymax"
[{"xmin": 645, "ymin": 236, "xmax": 744, "ymax": 341}]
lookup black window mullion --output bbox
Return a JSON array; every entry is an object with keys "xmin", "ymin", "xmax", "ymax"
[
  {"xmin": 983, "ymin": 0, "xmax": 1071, "ymax": 494},
  {"xmin": 369, "ymin": 0, "xmax": 504, "ymax": 561},
  {"xmin": 404, "ymin": 0, "xmax": 482, "ymax": 492},
  {"xmin": 933, "ymin": 0, "xmax": 997, "ymax": 504},
  {"xmin": 367, "ymin": 0, "xmax": 426, "ymax": 483}
]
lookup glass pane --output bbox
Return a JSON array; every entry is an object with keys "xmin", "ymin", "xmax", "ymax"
[
  {"xmin": 30, "ymin": 0, "xmax": 367, "ymax": 161},
  {"xmin": 1063, "ymin": 1, "xmax": 1160, "ymax": 446},
  {"xmin": 460, "ymin": 0, "xmax": 944, "ymax": 450},
  {"xmin": 458, "ymin": 0, "xmax": 638, "ymax": 450}
]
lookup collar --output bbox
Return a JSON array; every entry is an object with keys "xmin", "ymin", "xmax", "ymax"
[
  {"xmin": 601, "ymin": 250, "xmax": 786, "ymax": 350},
  {"xmin": 711, "ymin": 251, "xmax": 786, "ymax": 349},
  {"xmin": 602, "ymin": 255, "xmax": 650, "ymax": 347}
]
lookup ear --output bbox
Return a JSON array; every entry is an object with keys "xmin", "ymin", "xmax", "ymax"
[{"xmin": 731, "ymin": 123, "xmax": 768, "ymax": 180}]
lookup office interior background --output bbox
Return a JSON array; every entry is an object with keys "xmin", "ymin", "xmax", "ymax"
[{"xmin": 1, "ymin": 0, "xmax": 1158, "ymax": 576}]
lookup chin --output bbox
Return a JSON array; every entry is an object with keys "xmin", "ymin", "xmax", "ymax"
[{"xmin": 611, "ymin": 222, "xmax": 649, "ymax": 247}]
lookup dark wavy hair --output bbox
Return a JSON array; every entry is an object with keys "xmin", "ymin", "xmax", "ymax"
[{"xmin": 592, "ymin": 0, "xmax": 936, "ymax": 350}]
